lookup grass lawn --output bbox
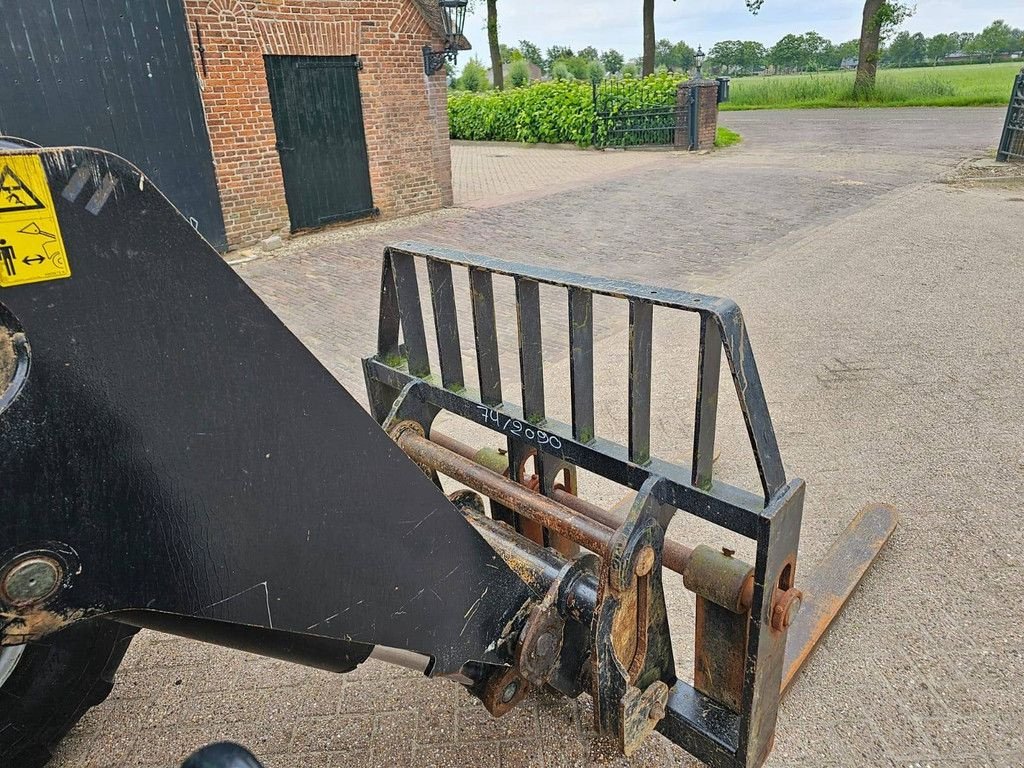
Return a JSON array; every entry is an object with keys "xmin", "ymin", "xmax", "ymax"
[
  {"xmin": 715, "ymin": 126, "xmax": 742, "ymax": 147},
  {"xmin": 721, "ymin": 62, "xmax": 1021, "ymax": 110}
]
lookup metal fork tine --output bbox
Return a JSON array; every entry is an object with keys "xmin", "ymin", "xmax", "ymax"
[
  {"xmin": 516, "ymin": 277, "xmax": 545, "ymax": 424},
  {"xmin": 693, "ymin": 315, "xmax": 722, "ymax": 488},
  {"xmin": 469, "ymin": 267, "xmax": 502, "ymax": 406},
  {"xmin": 568, "ymin": 288, "xmax": 595, "ymax": 443},
  {"xmin": 426, "ymin": 259, "xmax": 464, "ymax": 391},
  {"xmin": 628, "ymin": 299, "xmax": 653, "ymax": 465},
  {"xmin": 391, "ymin": 251, "xmax": 430, "ymax": 378}
]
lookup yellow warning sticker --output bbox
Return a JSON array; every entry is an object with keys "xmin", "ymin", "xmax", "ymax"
[{"xmin": 0, "ymin": 155, "xmax": 70, "ymax": 287}]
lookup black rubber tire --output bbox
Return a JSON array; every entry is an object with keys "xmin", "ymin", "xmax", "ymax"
[{"xmin": 0, "ymin": 619, "xmax": 137, "ymax": 768}]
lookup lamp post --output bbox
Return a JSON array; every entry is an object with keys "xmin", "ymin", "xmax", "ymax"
[
  {"xmin": 423, "ymin": 0, "xmax": 468, "ymax": 76},
  {"xmin": 695, "ymin": 45, "xmax": 706, "ymax": 80}
]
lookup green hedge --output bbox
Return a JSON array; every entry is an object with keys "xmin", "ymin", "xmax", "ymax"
[{"xmin": 449, "ymin": 73, "xmax": 687, "ymax": 147}]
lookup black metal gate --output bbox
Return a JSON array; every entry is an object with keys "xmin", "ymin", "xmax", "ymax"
[
  {"xmin": 0, "ymin": 0, "xmax": 227, "ymax": 250},
  {"xmin": 265, "ymin": 56, "xmax": 376, "ymax": 232},
  {"xmin": 997, "ymin": 69, "xmax": 1024, "ymax": 162},
  {"xmin": 593, "ymin": 80, "xmax": 692, "ymax": 149}
]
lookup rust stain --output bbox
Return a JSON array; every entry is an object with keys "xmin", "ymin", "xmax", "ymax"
[{"xmin": 1, "ymin": 606, "xmax": 94, "ymax": 644}]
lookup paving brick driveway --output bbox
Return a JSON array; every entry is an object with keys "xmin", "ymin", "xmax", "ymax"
[{"xmin": 50, "ymin": 108, "xmax": 1022, "ymax": 768}]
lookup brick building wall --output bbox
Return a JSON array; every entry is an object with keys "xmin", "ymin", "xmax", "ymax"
[{"xmin": 184, "ymin": 0, "xmax": 454, "ymax": 249}]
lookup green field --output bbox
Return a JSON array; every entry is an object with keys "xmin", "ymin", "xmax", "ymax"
[{"xmin": 721, "ymin": 62, "xmax": 1021, "ymax": 110}]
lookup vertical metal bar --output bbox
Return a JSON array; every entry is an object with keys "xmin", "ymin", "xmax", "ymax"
[
  {"xmin": 689, "ymin": 86, "xmax": 699, "ymax": 151},
  {"xmin": 738, "ymin": 482, "xmax": 803, "ymax": 767},
  {"xmin": 469, "ymin": 267, "xmax": 502, "ymax": 406},
  {"xmin": 390, "ymin": 251, "xmax": 430, "ymax": 378},
  {"xmin": 376, "ymin": 251, "xmax": 401, "ymax": 363},
  {"xmin": 692, "ymin": 315, "xmax": 722, "ymax": 489},
  {"xmin": 426, "ymin": 259, "xmax": 464, "ymax": 391},
  {"xmin": 516, "ymin": 278, "xmax": 545, "ymax": 424},
  {"xmin": 568, "ymin": 288, "xmax": 595, "ymax": 443},
  {"xmin": 628, "ymin": 300, "xmax": 653, "ymax": 465}
]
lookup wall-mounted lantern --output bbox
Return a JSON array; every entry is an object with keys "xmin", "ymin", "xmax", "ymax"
[{"xmin": 423, "ymin": 0, "xmax": 468, "ymax": 76}]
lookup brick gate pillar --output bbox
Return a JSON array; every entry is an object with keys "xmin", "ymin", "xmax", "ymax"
[{"xmin": 675, "ymin": 79, "xmax": 721, "ymax": 151}]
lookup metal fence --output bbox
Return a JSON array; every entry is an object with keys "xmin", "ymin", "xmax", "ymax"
[
  {"xmin": 592, "ymin": 78, "xmax": 692, "ymax": 149},
  {"xmin": 997, "ymin": 69, "xmax": 1024, "ymax": 162}
]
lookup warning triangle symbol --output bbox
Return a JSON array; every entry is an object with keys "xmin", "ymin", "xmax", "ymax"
[{"xmin": 0, "ymin": 165, "xmax": 45, "ymax": 213}]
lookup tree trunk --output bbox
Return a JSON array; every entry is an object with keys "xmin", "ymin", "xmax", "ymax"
[
  {"xmin": 854, "ymin": 0, "xmax": 884, "ymax": 96},
  {"xmin": 642, "ymin": 0, "xmax": 655, "ymax": 76},
  {"xmin": 487, "ymin": 0, "xmax": 503, "ymax": 90}
]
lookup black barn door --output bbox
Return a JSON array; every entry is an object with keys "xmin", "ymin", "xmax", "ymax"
[
  {"xmin": 265, "ymin": 56, "xmax": 375, "ymax": 231},
  {"xmin": 0, "ymin": 0, "xmax": 227, "ymax": 250}
]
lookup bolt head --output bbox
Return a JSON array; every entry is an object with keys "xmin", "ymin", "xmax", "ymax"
[
  {"xmin": 635, "ymin": 547, "xmax": 656, "ymax": 577},
  {"xmin": 2, "ymin": 557, "xmax": 62, "ymax": 606},
  {"xmin": 500, "ymin": 681, "xmax": 519, "ymax": 703},
  {"xmin": 535, "ymin": 629, "xmax": 558, "ymax": 660},
  {"xmin": 771, "ymin": 589, "xmax": 803, "ymax": 631}
]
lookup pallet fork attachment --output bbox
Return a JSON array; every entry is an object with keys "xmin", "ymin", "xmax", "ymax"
[
  {"xmin": 362, "ymin": 243, "xmax": 897, "ymax": 764},
  {"xmin": 0, "ymin": 146, "xmax": 894, "ymax": 767}
]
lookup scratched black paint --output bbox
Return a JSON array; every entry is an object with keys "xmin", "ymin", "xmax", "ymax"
[{"xmin": 0, "ymin": 146, "xmax": 532, "ymax": 675}]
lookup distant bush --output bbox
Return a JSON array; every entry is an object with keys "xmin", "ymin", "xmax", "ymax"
[
  {"xmin": 508, "ymin": 59, "xmax": 531, "ymax": 88},
  {"xmin": 586, "ymin": 60, "xmax": 606, "ymax": 85},
  {"xmin": 456, "ymin": 58, "xmax": 490, "ymax": 92},
  {"xmin": 551, "ymin": 62, "xmax": 573, "ymax": 81}
]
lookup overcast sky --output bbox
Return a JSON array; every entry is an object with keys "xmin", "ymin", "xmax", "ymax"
[{"xmin": 459, "ymin": 1, "xmax": 1023, "ymax": 63}]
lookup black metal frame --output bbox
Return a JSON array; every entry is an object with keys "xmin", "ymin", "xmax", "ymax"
[
  {"xmin": 362, "ymin": 242, "xmax": 805, "ymax": 767},
  {"xmin": 997, "ymin": 69, "xmax": 1024, "ymax": 163}
]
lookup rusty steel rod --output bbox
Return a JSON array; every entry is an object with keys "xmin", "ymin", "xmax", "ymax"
[
  {"xmin": 396, "ymin": 428, "xmax": 613, "ymax": 557},
  {"xmin": 549, "ymin": 488, "xmax": 694, "ymax": 575},
  {"xmin": 424, "ymin": 430, "xmax": 695, "ymax": 576}
]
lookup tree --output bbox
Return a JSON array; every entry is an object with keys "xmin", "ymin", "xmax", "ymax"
[
  {"xmin": 519, "ymin": 40, "xmax": 544, "ymax": 70},
  {"xmin": 710, "ymin": 40, "xmax": 767, "ymax": 74},
  {"xmin": 855, "ymin": 1, "xmax": 913, "ymax": 95},
  {"xmin": 578, "ymin": 46, "xmax": 600, "ymax": 61},
  {"xmin": 801, "ymin": 31, "xmax": 832, "ymax": 70},
  {"xmin": 564, "ymin": 56, "xmax": 592, "ymax": 80},
  {"xmin": 507, "ymin": 59, "xmax": 531, "ymax": 88},
  {"xmin": 885, "ymin": 31, "xmax": 926, "ymax": 67},
  {"xmin": 498, "ymin": 43, "xmax": 522, "ymax": 64},
  {"xmin": 954, "ymin": 32, "xmax": 976, "ymax": 51},
  {"xmin": 969, "ymin": 20, "xmax": 1020, "ymax": 63},
  {"xmin": 551, "ymin": 61, "xmax": 573, "ymax": 81},
  {"xmin": 770, "ymin": 34, "xmax": 808, "ymax": 71},
  {"xmin": 655, "ymin": 39, "xmax": 695, "ymax": 71},
  {"xmin": 836, "ymin": 38, "xmax": 860, "ymax": 64},
  {"xmin": 601, "ymin": 49, "xmax": 625, "ymax": 74},
  {"xmin": 545, "ymin": 45, "xmax": 574, "ymax": 70},
  {"xmin": 926, "ymin": 33, "xmax": 955, "ymax": 65},
  {"xmin": 486, "ymin": 0, "xmax": 502, "ymax": 89},
  {"xmin": 888, "ymin": 30, "xmax": 929, "ymax": 67},
  {"xmin": 456, "ymin": 57, "xmax": 489, "ymax": 92},
  {"xmin": 642, "ymin": 0, "xmax": 657, "ymax": 76}
]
